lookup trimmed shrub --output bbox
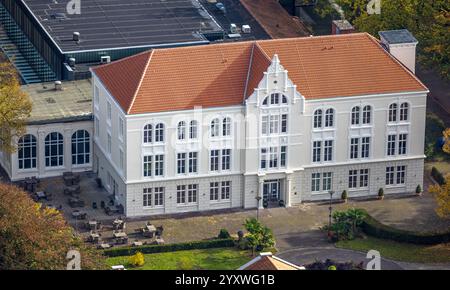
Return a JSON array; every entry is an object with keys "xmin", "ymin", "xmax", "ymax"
[
  {"xmin": 218, "ymin": 229, "xmax": 231, "ymax": 239},
  {"xmin": 360, "ymin": 209, "xmax": 450, "ymax": 245},
  {"xmin": 104, "ymin": 238, "xmax": 235, "ymax": 257},
  {"xmin": 416, "ymin": 185, "xmax": 422, "ymax": 194},
  {"xmin": 431, "ymin": 167, "xmax": 446, "ymax": 185},
  {"xmin": 378, "ymin": 188, "xmax": 384, "ymax": 198},
  {"xmin": 341, "ymin": 190, "xmax": 348, "ymax": 201}
]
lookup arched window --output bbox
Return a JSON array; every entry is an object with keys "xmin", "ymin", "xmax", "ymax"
[
  {"xmin": 72, "ymin": 130, "xmax": 90, "ymax": 165},
  {"xmin": 155, "ymin": 123, "xmax": 164, "ymax": 142},
  {"xmin": 262, "ymin": 93, "xmax": 288, "ymax": 106},
  {"xmin": 325, "ymin": 108, "xmax": 334, "ymax": 127},
  {"xmin": 282, "ymin": 95, "xmax": 288, "ymax": 104},
  {"xmin": 351, "ymin": 106, "xmax": 360, "ymax": 125},
  {"xmin": 189, "ymin": 120, "xmax": 198, "ymax": 139},
  {"xmin": 400, "ymin": 103, "xmax": 409, "ymax": 121},
  {"xmin": 143, "ymin": 124, "xmax": 153, "ymax": 143},
  {"xmin": 313, "ymin": 109, "xmax": 323, "ymax": 129},
  {"xmin": 45, "ymin": 132, "xmax": 63, "ymax": 167},
  {"xmin": 362, "ymin": 105, "xmax": 372, "ymax": 124},
  {"xmin": 389, "ymin": 103, "xmax": 398, "ymax": 122},
  {"xmin": 262, "ymin": 97, "xmax": 268, "ymax": 105},
  {"xmin": 177, "ymin": 121, "xmax": 186, "ymax": 140},
  {"xmin": 270, "ymin": 93, "xmax": 280, "ymax": 105},
  {"xmin": 223, "ymin": 117, "xmax": 231, "ymax": 136},
  {"xmin": 211, "ymin": 118, "xmax": 220, "ymax": 137},
  {"xmin": 18, "ymin": 134, "xmax": 37, "ymax": 169}
]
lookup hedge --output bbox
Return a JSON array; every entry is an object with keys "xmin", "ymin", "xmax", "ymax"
[
  {"xmin": 103, "ymin": 238, "xmax": 235, "ymax": 257},
  {"xmin": 431, "ymin": 166, "xmax": 446, "ymax": 185},
  {"xmin": 360, "ymin": 210, "xmax": 450, "ymax": 245}
]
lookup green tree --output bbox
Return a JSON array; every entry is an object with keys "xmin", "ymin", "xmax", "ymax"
[
  {"xmin": 244, "ymin": 218, "xmax": 275, "ymax": 255},
  {"xmin": 0, "ymin": 183, "xmax": 106, "ymax": 269},
  {"xmin": 0, "ymin": 56, "xmax": 32, "ymax": 153}
]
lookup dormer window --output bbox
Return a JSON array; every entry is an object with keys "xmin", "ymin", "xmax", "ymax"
[{"xmin": 262, "ymin": 93, "xmax": 288, "ymax": 106}]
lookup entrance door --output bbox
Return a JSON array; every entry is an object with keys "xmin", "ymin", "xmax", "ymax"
[{"xmin": 263, "ymin": 180, "xmax": 280, "ymax": 202}]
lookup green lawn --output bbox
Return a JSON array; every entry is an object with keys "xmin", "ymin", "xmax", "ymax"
[
  {"xmin": 106, "ymin": 248, "xmax": 253, "ymax": 270},
  {"xmin": 336, "ymin": 236, "xmax": 450, "ymax": 264}
]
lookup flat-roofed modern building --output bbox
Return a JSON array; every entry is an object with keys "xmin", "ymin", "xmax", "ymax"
[
  {"xmin": 0, "ymin": 80, "xmax": 93, "ymax": 180},
  {"xmin": 89, "ymin": 32, "xmax": 428, "ymax": 217}
]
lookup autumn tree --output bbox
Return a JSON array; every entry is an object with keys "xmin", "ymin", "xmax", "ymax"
[
  {"xmin": 442, "ymin": 128, "xmax": 450, "ymax": 154},
  {"xmin": 0, "ymin": 183, "xmax": 106, "ymax": 269},
  {"xmin": 244, "ymin": 218, "xmax": 275, "ymax": 255},
  {"xmin": 0, "ymin": 55, "xmax": 32, "ymax": 154},
  {"xmin": 429, "ymin": 176, "xmax": 450, "ymax": 219}
]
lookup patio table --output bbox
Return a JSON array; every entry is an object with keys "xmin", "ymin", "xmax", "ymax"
[
  {"xmin": 113, "ymin": 232, "xmax": 127, "ymax": 238},
  {"xmin": 35, "ymin": 191, "xmax": 46, "ymax": 200}
]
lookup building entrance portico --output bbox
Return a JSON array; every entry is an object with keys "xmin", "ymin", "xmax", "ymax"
[{"xmin": 263, "ymin": 179, "xmax": 281, "ymax": 202}]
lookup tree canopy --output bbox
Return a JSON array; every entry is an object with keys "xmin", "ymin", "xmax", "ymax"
[
  {"xmin": 429, "ymin": 176, "xmax": 450, "ymax": 219},
  {"xmin": 0, "ymin": 183, "xmax": 106, "ymax": 269},
  {"xmin": 0, "ymin": 56, "xmax": 32, "ymax": 154}
]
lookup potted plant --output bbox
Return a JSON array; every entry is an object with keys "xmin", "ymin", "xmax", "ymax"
[
  {"xmin": 95, "ymin": 177, "xmax": 102, "ymax": 188},
  {"xmin": 341, "ymin": 190, "xmax": 348, "ymax": 203},
  {"xmin": 378, "ymin": 188, "xmax": 384, "ymax": 200},
  {"xmin": 278, "ymin": 199, "xmax": 285, "ymax": 207},
  {"xmin": 416, "ymin": 185, "xmax": 422, "ymax": 196},
  {"xmin": 262, "ymin": 199, "xmax": 269, "ymax": 208}
]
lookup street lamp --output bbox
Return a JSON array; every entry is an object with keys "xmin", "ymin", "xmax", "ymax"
[
  {"xmin": 327, "ymin": 190, "xmax": 335, "ymax": 241},
  {"xmin": 255, "ymin": 195, "xmax": 262, "ymax": 221}
]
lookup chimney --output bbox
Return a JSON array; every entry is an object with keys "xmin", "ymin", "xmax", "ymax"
[
  {"xmin": 73, "ymin": 31, "xmax": 80, "ymax": 42},
  {"xmin": 54, "ymin": 81, "xmax": 62, "ymax": 91},
  {"xmin": 379, "ymin": 29, "xmax": 418, "ymax": 74},
  {"xmin": 331, "ymin": 20, "xmax": 354, "ymax": 35}
]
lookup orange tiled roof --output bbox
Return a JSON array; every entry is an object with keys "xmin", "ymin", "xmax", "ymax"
[
  {"xmin": 241, "ymin": 255, "xmax": 302, "ymax": 270},
  {"xmin": 92, "ymin": 33, "xmax": 428, "ymax": 115}
]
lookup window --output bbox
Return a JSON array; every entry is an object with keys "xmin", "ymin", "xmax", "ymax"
[
  {"xmin": 281, "ymin": 114, "xmax": 288, "ymax": 133},
  {"xmin": 143, "ymin": 124, "xmax": 152, "ymax": 143},
  {"xmin": 177, "ymin": 185, "xmax": 186, "ymax": 204},
  {"xmin": 260, "ymin": 148, "xmax": 267, "ymax": 169},
  {"xmin": 324, "ymin": 140, "xmax": 333, "ymax": 162},
  {"xmin": 389, "ymin": 103, "xmax": 397, "ymax": 122},
  {"xmin": 143, "ymin": 155, "xmax": 152, "ymax": 177},
  {"xmin": 211, "ymin": 118, "xmax": 220, "ymax": 137},
  {"xmin": 18, "ymin": 134, "xmax": 37, "ymax": 169},
  {"xmin": 269, "ymin": 115, "xmax": 279, "ymax": 134},
  {"xmin": 107, "ymin": 133, "xmax": 112, "ymax": 155},
  {"xmin": 143, "ymin": 188, "xmax": 152, "ymax": 207},
  {"xmin": 351, "ymin": 106, "xmax": 360, "ymax": 125},
  {"xmin": 155, "ymin": 123, "xmax": 164, "ymax": 142},
  {"xmin": 107, "ymin": 102, "xmax": 111, "ymax": 123},
  {"xmin": 397, "ymin": 165, "xmax": 406, "ymax": 184},
  {"xmin": 177, "ymin": 153, "xmax": 186, "ymax": 174},
  {"xmin": 322, "ymin": 172, "xmax": 332, "ymax": 191},
  {"xmin": 210, "ymin": 182, "xmax": 219, "ymax": 201},
  {"xmin": 269, "ymin": 147, "xmax": 278, "ymax": 168},
  {"xmin": 362, "ymin": 106, "xmax": 371, "ymax": 124},
  {"xmin": 311, "ymin": 173, "xmax": 321, "ymax": 192},
  {"xmin": 189, "ymin": 120, "xmax": 198, "ymax": 139},
  {"xmin": 387, "ymin": 135, "xmax": 396, "ymax": 156},
  {"xmin": 262, "ymin": 116, "xmax": 268, "ymax": 135},
  {"xmin": 270, "ymin": 93, "xmax": 279, "ymax": 105},
  {"xmin": 188, "ymin": 152, "xmax": 198, "ymax": 173},
  {"xmin": 359, "ymin": 169, "xmax": 369, "ymax": 188},
  {"xmin": 221, "ymin": 149, "xmax": 231, "ymax": 170},
  {"xmin": 45, "ymin": 132, "xmax": 64, "ymax": 167},
  {"xmin": 154, "ymin": 187, "xmax": 164, "ymax": 206},
  {"xmin": 223, "ymin": 117, "xmax": 231, "ymax": 136},
  {"xmin": 187, "ymin": 184, "xmax": 198, "ymax": 203},
  {"xmin": 313, "ymin": 109, "xmax": 322, "ymax": 128},
  {"xmin": 221, "ymin": 181, "xmax": 231, "ymax": 200},
  {"xmin": 312, "ymin": 141, "xmax": 322, "ymax": 162},
  {"xmin": 95, "ymin": 117, "xmax": 99, "ymax": 137},
  {"xmin": 350, "ymin": 138, "xmax": 359, "ymax": 159},
  {"xmin": 177, "ymin": 121, "xmax": 186, "ymax": 140},
  {"xmin": 311, "ymin": 172, "xmax": 333, "ymax": 192},
  {"xmin": 280, "ymin": 146, "xmax": 287, "ymax": 167},
  {"xmin": 386, "ymin": 166, "xmax": 395, "ymax": 185},
  {"xmin": 155, "ymin": 155, "xmax": 164, "ymax": 176},
  {"xmin": 263, "ymin": 93, "xmax": 288, "ymax": 106},
  {"xmin": 400, "ymin": 103, "xmax": 409, "ymax": 121},
  {"xmin": 398, "ymin": 134, "xmax": 407, "ymax": 155},
  {"xmin": 348, "ymin": 170, "xmax": 358, "ymax": 188},
  {"xmin": 71, "ymin": 130, "xmax": 90, "ymax": 165},
  {"xmin": 385, "ymin": 166, "xmax": 406, "ymax": 186},
  {"xmin": 325, "ymin": 108, "xmax": 334, "ymax": 127},
  {"xmin": 210, "ymin": 150, "xmax": 219, "ymax": 171},
  {"xmin": 119, "ymin": 150, "xmax": 124, "ymax": 170},
  {"xmin": 361, "ymin": 137, "xmax": 370, "ymax": 158},
  {"xmin": 119, "ymin": 117, "xmax": 124, "ymax": 139}
]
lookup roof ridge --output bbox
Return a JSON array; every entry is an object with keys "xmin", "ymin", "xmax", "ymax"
[
  {"xmin": 93, "ymin": 50, "xmax": 152, "ymax": 71},
  {"xmin": 243, "ymin": 42, "xmax": 256, "ymax": 101},
  {"xmin": 364, "ymin": 33, "xmax": 428, "ymax": 92},
  {"xmin": 127, "ymin": 50, "xmax": 154, "ymax": 114}
]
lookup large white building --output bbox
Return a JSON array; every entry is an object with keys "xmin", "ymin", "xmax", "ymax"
[{"xmin": 89, "ymin": 31, "xmax": 428, "ymax": 217}]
